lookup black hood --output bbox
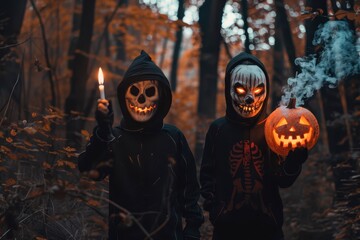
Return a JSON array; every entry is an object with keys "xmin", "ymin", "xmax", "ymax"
[
  {"xmin": 117, "ymin": 50, "xmax": 172, "ymax": 131},
  {"xmin": 225, "ymin": 52, "xmax": 270, "ymax": 126}
]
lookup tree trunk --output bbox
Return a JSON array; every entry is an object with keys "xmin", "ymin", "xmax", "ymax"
[
  {"xmin": 30, "ymin": 0, "xmax": 58, "ymax": 108},
  {"xmin": 67, "ymin": 0, "xmax": 82, "ymax": 70},
  {"xmin": 195, "ymin": 0, "xmax": 226, "ymax": 163},
  {"xmin": 0, "ymin": 0, "xmax": 27, "ymax": 124},
  {"xmin": 304, "ymin": 0, "xmax": 328, "ymax": 54},
  {"xmin": 115, "ymin": 0, "xmax": 127, "ymax": 74},
  {"xmin": 0, "ymin": 0, "xmax": 27, "ymax": 59},
  {"xmin": 65, "ymin": 0, "xmax": 96, "ymax": 147},
  {"xmin": 271, "ymin": 0, "xmax": 300, "ymax": 109},
  {"xmin": 330, "ymin": 0, "xmax": 357, "ymax": 153},
  {"xmin": 170, "ymin": 0, "xmax": 185, "ymax": 91},
  {"xmin": 270, "ymin": 4, "xmax": 285, "ymax": 110},
  {"xmin": 241, "ymin": 0, "xmax": 250, "ymax": 53},
  {"xmin": 303, "ymin": 0, "xmax": 331, "ymax": 156},
  {"xmin": 275, "ymin": 0, "xmax": 298, "ymax": 74},
  {"xmin": 112, "ymin": 1, "xmax": 127, "ymax": 122}
]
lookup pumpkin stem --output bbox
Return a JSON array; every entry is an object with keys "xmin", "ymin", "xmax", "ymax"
[{"xmin": 287, "ymin": 97, "xmax": 296, "ymax": 109}]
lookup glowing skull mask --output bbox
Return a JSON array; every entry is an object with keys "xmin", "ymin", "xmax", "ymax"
[
  {"xmin": 125, "ymin": 80, "xmax": 159, "ymax": 122},
  {"xmin": 230, "ymin": 65, "xmax": 267, "ymax": 118}
]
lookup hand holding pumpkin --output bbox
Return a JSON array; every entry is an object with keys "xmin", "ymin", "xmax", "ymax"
[
  {"xmin": 286, "ymin": 147, "xmax": 308, "ymax": 163},
  {"xmin": 283, "ymin": 147, "xmax": 308, "ymax": 175}
]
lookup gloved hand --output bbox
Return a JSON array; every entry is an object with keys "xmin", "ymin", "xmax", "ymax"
[
  {"xmin": 183, "ymin": 224, "xmax": 201, "ymax": 240},
  {"xmin": 283, "ymin": 147, "xmax": 308, "ymax": 175},
  {"xmin": 95, "ymin": 99, "xmax": 114, "ymax": 141}
]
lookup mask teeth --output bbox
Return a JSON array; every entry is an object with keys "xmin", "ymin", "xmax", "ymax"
[
  {"xmin": 129, "ymin": 104, "xmax": 157, "ymax": 114},
  {"xmin": 236, "ymin": 101, "xmax": 263, "ymax": 114}
]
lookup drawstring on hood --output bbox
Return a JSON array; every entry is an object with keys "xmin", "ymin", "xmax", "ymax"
[
  {"xmin": 225, "ymin": 52, "xmax": 270, "ymax": 126},
  {"xmin": 117, "ymin": 50, "xmax": 172, "ymax": 131}
]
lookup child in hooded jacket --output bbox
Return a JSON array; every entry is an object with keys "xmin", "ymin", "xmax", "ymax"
[
  {"xmin": 78, "ymin": 50, "xmax": 204, "ymax": 240},
  {"xmin": 200, "ymin": 52, "xmax": 308, "ymax": 240}
]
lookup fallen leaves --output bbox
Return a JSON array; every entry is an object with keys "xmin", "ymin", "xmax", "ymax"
[
  {"xmin": 5, "ymin": 178, "xmax": 17, "ymax": 187},
  {"xmin": 55, "ymin": 159, "xmax": 76, "ymax": 169}
]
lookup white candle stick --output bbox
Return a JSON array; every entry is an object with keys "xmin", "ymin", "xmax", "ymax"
[{"xmin": 98, "ymin": 67, "xmax": 105, "ymax": 99}]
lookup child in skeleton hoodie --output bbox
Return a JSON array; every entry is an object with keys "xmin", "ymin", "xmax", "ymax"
[
  {"xmin": 78, "ymin": 50, "xmax": 204, "ymax": 240},
  {"xmin": 200, "ymin": 52, "xmax": 308, "ymax": 240}
]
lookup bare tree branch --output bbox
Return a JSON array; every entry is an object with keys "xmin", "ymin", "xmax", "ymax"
[
  {"xmin": 0, "ymin": 50, "xmax": 24, "ymax": 126},
  {"xmin": 0, "ymin": 36, "xmax": 31, "ymax": 50},
  {"xmin": 29, "ymin": 0, "xmax": 58, "ymax": 107}
]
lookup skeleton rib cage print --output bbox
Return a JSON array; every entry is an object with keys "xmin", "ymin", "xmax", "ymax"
[{"xmin": 226, "ymin": 140, "xmax": 269, "ymax": 213}]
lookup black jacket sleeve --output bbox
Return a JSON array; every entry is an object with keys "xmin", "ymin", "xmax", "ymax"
[
  {"xmin": 78, "ymin": 126, "xmax": 113, "ymax": 181},
  {"xmin": 177, "ymin": 131, "xmax": 204, "ymax": 239},
  {"xmin": 199, "ymin": 123, "xmax": 217, "ymax": 211}
]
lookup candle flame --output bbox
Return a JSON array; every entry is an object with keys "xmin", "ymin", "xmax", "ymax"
[{"xmin": 98, "ymin": 67, "xmax": 104, "ymax": 85}]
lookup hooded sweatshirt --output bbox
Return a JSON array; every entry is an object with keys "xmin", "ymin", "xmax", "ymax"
[
  {"xmin": 78, "ymin": 50, "xmax": 203, "ymax": 240},
  {"xmin": 117, "ymin": 50, "xmax": 172, "ymax": 132},
  {"xmin": 200, "ymin": 52, "xmax": 301, "ymax": 240}
]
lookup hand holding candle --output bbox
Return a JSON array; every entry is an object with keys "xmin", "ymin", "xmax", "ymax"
[{"xmin": 98, "ymin": 67, "xmax": 105, "ymax": 99}]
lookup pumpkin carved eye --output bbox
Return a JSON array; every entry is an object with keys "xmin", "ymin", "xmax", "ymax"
[
  {"xmin": 299, "ymin": 116, "xmax": 310, "ymax": 125},
  {"xmin": 276, "ymin": 117, "xmax": 288, "ymax": 127}
]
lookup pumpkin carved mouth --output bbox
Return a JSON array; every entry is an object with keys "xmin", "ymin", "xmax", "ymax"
[
  {"xmin": 272, "ymin": 126, "xmax": 313, "ymax": 148},
  {"xmin": 129, "ymin": 104, "xmax": 157, "ymax": 114}
]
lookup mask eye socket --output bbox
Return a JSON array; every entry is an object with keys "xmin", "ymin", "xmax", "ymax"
[
  {"xmin": 234, "ymin": 83, "xmax": 246, "ymax": 95},
  {"xmin": 236, "ymin": 87, "xmax": 246, "ymax": 95},
  {"xmin": 145, "ymin": 86, "xmax": 156, "ymax": 97},
  {"xmin": 130, "ymin": 86, "xmax": 139, "ymax": 96},
  {"xmin": 254, "ymin": 83, "xmax": 265, "ymax": 96}
]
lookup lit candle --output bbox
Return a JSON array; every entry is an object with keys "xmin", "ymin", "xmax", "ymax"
[{"xmin": 98, "ymin": 67, "xmax": 105, "ymax": 99}]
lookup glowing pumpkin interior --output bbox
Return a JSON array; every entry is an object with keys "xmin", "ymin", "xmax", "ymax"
[{"xmin": 265, "ymin": 98, "xmax": 320, "ymax": 156}]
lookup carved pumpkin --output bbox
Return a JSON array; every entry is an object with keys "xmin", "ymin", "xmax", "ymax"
[{"xmin": 264, "ymin": 98, "xmax": 320, "ymax": 156}]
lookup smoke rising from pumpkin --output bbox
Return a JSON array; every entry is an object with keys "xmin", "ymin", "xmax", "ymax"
[{"xmin": 281, "ymin": 21, "xmax": 360, "ymax": 106}]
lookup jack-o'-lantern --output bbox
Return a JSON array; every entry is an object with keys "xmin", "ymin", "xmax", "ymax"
[
  {"xmin": 264, "ymin": 98, "xmax": 320, "ymax": 156},
  {"xmin": 125, "ymin": 80, "xmax": 159, "ymax": 122}
]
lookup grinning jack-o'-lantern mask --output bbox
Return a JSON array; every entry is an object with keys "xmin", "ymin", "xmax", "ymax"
[
  {"xmin": 265, "ymin": 98, "xmax": 320, "ymax": 156},
  {"xmin": 230, "ymin": 65, "xmax": 267, "ymax": 118},
  {"xmin": 125, "ymin": 80, "xmax": 159, "ymax": 122}
]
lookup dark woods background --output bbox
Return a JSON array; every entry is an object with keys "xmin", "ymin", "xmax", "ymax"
[{"xmin": 0, "ymin": 0, "xmax": 359, "ymax": 239}]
